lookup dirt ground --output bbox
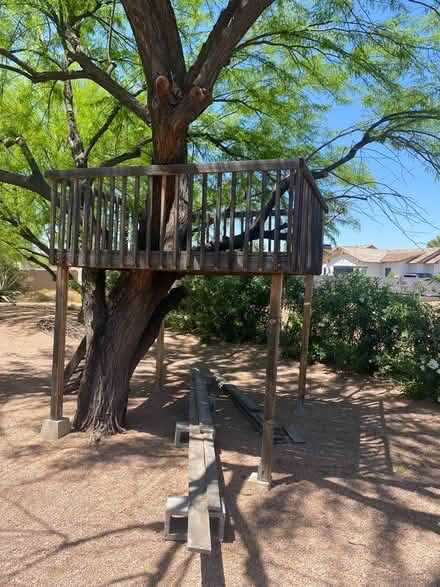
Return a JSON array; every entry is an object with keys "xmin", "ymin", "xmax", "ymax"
[{"xmin": 0, "ymin": 304, "xmax": 439, "ymax": 587}]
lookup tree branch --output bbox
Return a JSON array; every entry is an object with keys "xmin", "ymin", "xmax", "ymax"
[
  {"xmin": 185, "ymin": 1, "xmax": 276, "ymax": 90},
  {"xmin": 85, "ymin": 104, "xmax": 121, "ymax": 160},
  {"xmin": 63, "ymin": 80, "xmax": 87, "ymax": 167},
  {"xmin": 99, "ymin": 137, "xmax": 152, "ymax": 167}
]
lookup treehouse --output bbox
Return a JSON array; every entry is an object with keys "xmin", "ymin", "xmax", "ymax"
[
  {"xmin": 47, "ymin": 158, "xmax": 327, "ymax": 275},
  {"xmin": 41, "ymin": 157, "xmax": 327, "ymax": 493}
]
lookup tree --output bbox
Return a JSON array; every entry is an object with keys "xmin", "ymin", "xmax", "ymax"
[
  {"xmin": 0, "ymin": 1, "xmax": 440, "ymax": 433},
  {"xmin": 427, "ymin": 235, "xmax": 440, "ymax": 247}
]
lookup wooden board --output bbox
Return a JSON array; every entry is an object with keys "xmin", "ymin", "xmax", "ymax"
[
  {"xmin": 187, "ymin": 425, "xmax": 211, "ymax": 554},
  {"xmin": 204, "ymin": 436, "xmax": 221, "ymax": 512},
  {"xmin": 192, "ymin": 368, "xmax": 214, "ymax": 433}
]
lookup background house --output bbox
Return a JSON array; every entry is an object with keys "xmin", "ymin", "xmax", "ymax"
[{"xmin": 322, "ymin": 245, "xmax": 440, "ymax": 278}]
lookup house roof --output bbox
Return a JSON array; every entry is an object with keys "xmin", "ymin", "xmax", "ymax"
[{"xmin": 325, "ymin": 246, "xmax": 440, "ymax": 265}]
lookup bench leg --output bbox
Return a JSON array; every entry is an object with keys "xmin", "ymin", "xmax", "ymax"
[
  {"xmin": 165, "ymin": 496, "xmax": 226, "ymax": 543},
  {"xmin": 174, "ymin": 421, "xmax": 190, "ymax": 447}
]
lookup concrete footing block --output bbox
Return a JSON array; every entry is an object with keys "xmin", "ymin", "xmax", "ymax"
[
  {"xmin": 40, "ymin": 417, "xmax": 71, "ymax": 440},
  {"xmin": 246, "ymin": 471, "xmax": 271, "ymax": 490}
]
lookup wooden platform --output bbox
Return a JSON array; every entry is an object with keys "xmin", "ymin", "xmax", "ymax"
[{"xmin": 47, "ymin": 158, "xmax": 327, "ymax": 275}]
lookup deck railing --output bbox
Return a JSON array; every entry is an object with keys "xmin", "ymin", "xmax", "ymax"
[{"xmin": 47, "ymin": 158, "xmax": 327, "ymax": 275}]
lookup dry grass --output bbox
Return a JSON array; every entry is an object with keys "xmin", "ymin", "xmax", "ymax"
[{"xmin": 0, "ymin": 304, "xmax": 439, "ymax": 586}]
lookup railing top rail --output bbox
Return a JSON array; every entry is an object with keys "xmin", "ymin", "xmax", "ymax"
[{"xmin": 45, "ymin": 158, "xmax": 301, "ymax": 179}]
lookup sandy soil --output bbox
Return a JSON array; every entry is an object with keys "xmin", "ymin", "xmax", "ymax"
[{"xmin": 0, "ymin": 303, "xmax": 439, "ymax": 587}]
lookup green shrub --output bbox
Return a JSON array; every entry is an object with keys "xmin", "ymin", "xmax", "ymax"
[
  {"xmin": 168, "ymin": 272, "xmax": 440, "ymax": 402},
  {"xmin": 0, "ymin": 263, "xmax": 25, "ymax": 301},
  {"xmin": 167, "ymin": 275, "xmax": 271, "ymax": 344}
]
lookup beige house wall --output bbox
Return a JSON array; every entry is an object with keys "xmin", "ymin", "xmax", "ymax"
[{"xmin": 22, "ymin": 268, "xmax": 80, "ymax": 291}]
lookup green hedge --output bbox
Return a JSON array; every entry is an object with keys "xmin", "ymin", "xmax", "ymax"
[{"xmin": 169, "ymin": 273, "xmax": 440, "ymax": 401}]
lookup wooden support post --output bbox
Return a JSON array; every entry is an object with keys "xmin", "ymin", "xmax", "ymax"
[
  {"xmin": 41, "ymin": 264, "xmax": 71, "ymax": 440},
  {"xmin": 298, "ymin": 274, "xmax": 313, "ymax": 408},
  {"xmin": 254, "ymin": 272, "xmax": 283, "ymax": 488},
  {"xmin": 156, "ymin": 323, "xmax": 165, "ymax": 390}
]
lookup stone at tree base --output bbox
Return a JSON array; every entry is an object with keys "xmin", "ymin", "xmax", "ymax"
[{"xmin": 40, "ymin": 417, "xmax": 71, "ymax": 440}]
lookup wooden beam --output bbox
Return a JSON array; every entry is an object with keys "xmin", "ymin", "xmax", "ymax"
[
  {"xmin": 298, "ymin": 275, "xmax": 313, "ymax": 406},
  {"xmin": 156, "ymin": 323, "xmax": 165, "ymax": 390},
  {"xmin": 258, "ymin": 272, "xmax": 283, "ymax": 486},
  {"xmin": 50, "ymin": 265, "xmax": 69, "ymax": 420}
]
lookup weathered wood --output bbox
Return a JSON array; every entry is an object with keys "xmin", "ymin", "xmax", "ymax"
[
  {"xmin": 95, "ymin": 177, "xmax": 103, "ymax": 264},
  {"xmin": 298, "ymin": 274, "xmax": 313, "ymax": 406},
  {"xmin": 71, "ymin": 180, "xmax": 81, "ymax": 264},
  {"xmin": 58, "ymin": 180, "xmax": 67, "ymax": 262},
  {"xmin": 46, "ymin": 158, "xmax": 301, "ymax": 179},
  {"xmin": 146, "ymin": 176, "xmax": 153, "ymax": 265},
  {"xmin": 49, "ymin": 180, "xmax": 57, "ymax": 264},
  {"xmin": 192, "ymin": 368, "xmax": 214, "ymax": 434},
  {"xmin": 186, "ymin": 175, "xmax": 194, "ymax": 270},
  {"xmin": 48, "ymin": 158, "xmax": 326, "ymax": 277},
  {"xmin": 159, "ymin": 175, "xmax": 167, "ymax": 268},
  {"xmin": 188, "ymin": 425, "xmax": 211, "ymax": 554},
  {"xmin": 273, "ymin": 169, "xmax": 281, "ymax": 270},
  {"xmin": 243, "ymin": 171, "xmax": 252, "ymax": 271},
  {"xmin": 50, "ymin": 265, "xmax": 69, "ymax": 420},
  {"xmin": 82, "ymin": 179, "xmax": 91, "ymax": 265},
  {"xmin": 173, "ymin": 175, "xmax": 180, "ymax": 268},
  {"xmin": 229, "ymin": 171, "xmax": 236, "ymax": 271},
  {"xmin": 132, "ymin": 175, "xmax": 140, "ymax": 265},
  {"xmin": 258, "ymin": 273, "xmax": 283, "ymax": 485},
  {"xmin": 204, "ymin": 437, "xmax": 221, "ymax": 511},
  {"xmin": 215, "ymin": 173, "xmax": 222, "ymax": 268},
  {"xmin": 64, "ymin": 336, "xmax": 86, "ymax": 385},
  {"xmin": 156, "ymin": 323, "xmax": 165, "ymax": 390},
  {"xmin": 200, "ymin": 174, "xmax": 208, "ymax": 268},
  {"xmin": 120, "ymin": 176, "xmax": 127, "ymax": 265}
]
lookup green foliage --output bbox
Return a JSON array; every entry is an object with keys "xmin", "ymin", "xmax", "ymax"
[
  {"xmin": 171, "ymin": 272, "xmax": 440, "ymax": 401},
  {"xmin": 284, "ymin": 273, "xmax": 440, "ymax": 401},
  {"xmin": 0, "ymin": 261, "xmax": 25, "ymax": 300},
  {"xmin": 167, "ymin": 275, "xmax": 271, "ymax": 344},
  {"xmin": 427, "ymin": 234, "xmax": 440, "ymax": 247}
]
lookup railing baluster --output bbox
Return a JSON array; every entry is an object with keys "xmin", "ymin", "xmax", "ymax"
[
  {"xmin": 108, "ymin": 177, "xmax": 115, "ymax": 255},
  {"xmin": 59, "ymin": 180, "xmax": 67, "ymax": 263},
  {"xmin": 229, "ymin": 172, "xmax": 236, "ymax": 271},
  {"xmin": 146, "ymin": 176, "xmax": 153, "ymax": 267},
  {"xmin": 200, "ymin": 174, "xmax": 207, "ymax": 269},
  {"xmin": 120, "ymin": 176, "xmax": 127, "ymax": 265},
  {"xmin": 160, "ymin": 175, "xmax": 167, "ymax": 268},
  {"xmin": 215, "ymin": 172, "xmax": 222, "ymax": 268},
  {"xmin": 88, "ymin": 179, "xmax": 95, "ymax": 251},
  {"xmin": 259, "ymin": 172, "xmax": 267, "ymax": 271},
  {"xmin": 273, "ymin": 169, "xmax": 281, "ymax": 270},
  {"xmin": 132, "ymin": 175, "xmax": 140, "ymax": 266},
  {"xmin": 186, "ymin": 174, "xmax": 194, "ymax": 270},
  {"xmin": 82, "ymin": 178, "xmax": 91, "ymax": 266},
  {"xmin": 293, "ymin": 160, "xmax": 305, "ymax": 272},
  {"xmin": 287, "ymin": 170, "xmax": 295, "ymax": 271},
  {"xmin": 71, "ymin": 179, "xmax": 81, "ymax": 265},
  {"xmin": 95, "ymin": 178, "xmax": 103, "ymax": 265},
  {"xmin": 173, "ymin": 175, "xmax": 180, "ymax": 269},
  {"xmin": 243, "ymin": 171, "xmax": 252, "ymax": 271},
  {"xmin": 66, "ymin": 181, "xmax": 73, "ymax": 250},
  {"xmin": 49, "ymin": 180, "xmax": 57, "ymax": 264}
]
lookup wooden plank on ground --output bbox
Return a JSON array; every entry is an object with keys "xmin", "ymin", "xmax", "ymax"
[
  {"xmin": 284, "ymin": 424, "xmax": 305, "ymax": 444},
  {"xmin": 204, "ymin": 436, "xmax": 221, "ymax": 512},
  {"xmin": 192, "ymin": 368, "xmax": 213, "ymax": 433},
  {"xmin": 188, "ymin": 425, "xmax": 211, "ymax": 554}
]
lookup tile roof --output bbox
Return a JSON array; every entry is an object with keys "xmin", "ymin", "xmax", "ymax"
[{"xmin": 326, "ymin": 246, "xmax": 440, "ymax": 264}]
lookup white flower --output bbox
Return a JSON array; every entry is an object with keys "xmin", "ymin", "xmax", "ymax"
[
  {"xmin": 359, "ymin": 297, "xmax": 365, "ymax": 303},
  {"xmin": 420, "ymin": 365, "xmax": 425, "ymax": 371},
  {"xmin": 437, "ymin": 369, "xmax": 440, "ymax": 375},
  {"xmin": 427, "ymin": 359, "xmax": 439, "ymax": 370}
]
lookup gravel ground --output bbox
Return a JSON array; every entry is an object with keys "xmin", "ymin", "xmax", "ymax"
[{"xmin": 0, "ymin": 304, "xmax": 439, "ymax": 586}]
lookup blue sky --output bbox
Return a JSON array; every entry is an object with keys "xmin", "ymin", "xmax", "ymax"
[{"xmin": 327, "ymin": 103, "xmax": 439, "ymax": 249}]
